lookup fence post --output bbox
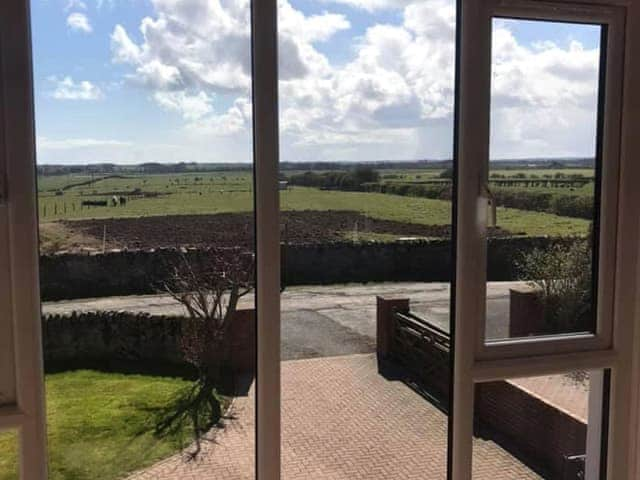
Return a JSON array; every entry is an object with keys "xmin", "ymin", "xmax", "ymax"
[
  {"xmin": 376, "ymin": 296, "xmax": 409, "ymax": 360},
  {"xmin": 509, "ymin": 286, "xmax": 544, "ymax": 337}
]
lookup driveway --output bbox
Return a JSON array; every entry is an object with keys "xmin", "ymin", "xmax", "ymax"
[
  {"xmin": 42, "ymin": 281, "xmax": 523, "ymax": 360},
  {"xmin": 127, "ymin": 354, "xmax": 541, "ymax": 480}
]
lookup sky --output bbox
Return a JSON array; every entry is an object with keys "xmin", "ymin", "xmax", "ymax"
[{"xmin": 31, "ymin": 0, "xmax": 602, "ymax": 165}]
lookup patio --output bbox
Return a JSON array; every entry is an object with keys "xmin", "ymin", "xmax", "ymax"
[{"xmin": 127, "ymin": 354, "xmax": 541, "ymax": 480}]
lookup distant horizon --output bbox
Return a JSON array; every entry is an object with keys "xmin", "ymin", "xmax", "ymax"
[{"xmin": 36, "ymin": 157, "xmax": 596, "ymax": 169}]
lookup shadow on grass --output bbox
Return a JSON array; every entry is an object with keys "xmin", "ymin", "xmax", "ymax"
[{"xmin": 136, "ymin": 372, "xmax": 253, "ymax": 461}]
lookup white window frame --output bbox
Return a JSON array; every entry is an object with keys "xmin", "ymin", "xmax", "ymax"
[
  {"xmin": 0, "ymin": 1, "xmax": 48, "ymax": 479},
  {"xmin": 454, "ymin": 0, "xmax": 640, "ymax": 479},
  {"xmin": 251, "ymin": 0, "xmax": 282, "ymax": 477},
  {"xmin": 461, "ymin": 0, "xmax": 624, "ymax": 362},
  {"xmin": 2, "ymin": 0, "xmax": 640, "ymax": 479}
]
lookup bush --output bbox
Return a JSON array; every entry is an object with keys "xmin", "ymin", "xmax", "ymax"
[
  {"xmin": 517, "ymin": 239, "xmax": 593, "ymax": 333},
  {"xmin": 288, "ymin": 167, "xmax": 379, "ymax": 191},
  {"xmin": 550, "ymin": 195, "xmax": 593, "ymax": 218},
  {"xmin": 439, "ymin": 167, "xmax": 453, "ymax": 179},
  {"xmin": 382, "ymin": 182, "xmax": 452, "ymax": 200}
]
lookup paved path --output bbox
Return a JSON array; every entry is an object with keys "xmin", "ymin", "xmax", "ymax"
[
  {"xmin": 43, "ymin": 281, "xmax": 522, "ymax": 360},
  {"xmin": 127, "ymin": 354, "xmax": 540, "ymax": 480}
]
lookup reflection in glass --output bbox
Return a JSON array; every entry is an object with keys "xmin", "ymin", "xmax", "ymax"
[
  {"xmin": 486, "ymin": 19, "xmax": 603, "ymax": 341},
  {"xmin": 472, "ymin": 370, "xmax": 607, "ymax": 479}
]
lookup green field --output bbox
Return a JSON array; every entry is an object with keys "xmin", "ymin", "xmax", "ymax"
[
  {"xmin": 36, "ymin": 172, "xmax": 588, "ymax": 238},
  {"xmin": 0, "ymin": 371, "xmax": 214, "ymax": 480}
]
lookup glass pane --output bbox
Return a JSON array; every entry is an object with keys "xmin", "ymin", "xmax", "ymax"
[
  {"xmin": 486, "ymin": 19, "xmax": 603, "ymax": 341},
  {"xmin": 279, "ymin": 0, "xmax": 456, "ymax": 477},
  {"xmin": 0, "ymin": 429, "xmax": 19, "ymax": 480},
  {"xmin": 472, "ymin": 370, "xmax": 607, "ymax": 479},
  {"xmin": 32, "ymin": 0, "xmax": 255, "ymax": 478}
]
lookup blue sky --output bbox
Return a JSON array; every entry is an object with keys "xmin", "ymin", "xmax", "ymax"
[{"xmin": 30, "ymin": 0, "xmax": 602, "ymax": 164}]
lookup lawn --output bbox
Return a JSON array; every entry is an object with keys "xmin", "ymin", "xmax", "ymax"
[{"xmin": 0, "ymin": 371, "xmax": 216, "ymax": 480}]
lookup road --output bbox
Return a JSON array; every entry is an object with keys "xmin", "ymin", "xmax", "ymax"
[{"xmin": 42, "ymin": 281, "xmax": 524, "ymax": 361}]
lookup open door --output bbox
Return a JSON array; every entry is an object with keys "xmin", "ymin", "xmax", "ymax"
[
  {"xmin": 0, "ymin": 2, "xmax": 48, "ymax": 479},
  {"xmin": 453, "ymin": 0, "xmax": 640, "ymax": 479}
]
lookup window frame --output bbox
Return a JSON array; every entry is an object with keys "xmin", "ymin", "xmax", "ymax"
[
  {"xmin": 251, "ymin": 0, "xmax": 282, "ymax": 477},
  {"xmin": 2, "ymin": 0, "xmax": 640, "ymax": 479},
  {"xmin": 0, "ymin": 1, "xmax": 48, "ymax": 479},
  {"xmin": 454, "ymin": 0, "xmax": 640, "ymax": 479},
  {"xmin": 461, "ymin": 0, "xmax": 624, "ymax": 363}
]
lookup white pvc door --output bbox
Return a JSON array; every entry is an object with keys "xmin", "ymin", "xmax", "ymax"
[
  {"xmin": 0, "ymin": 2, "xmax": 48, "ymax": 479},
  {"xmin": 453, "ymin": 0, "xmax": 640, "ymax": 479}
]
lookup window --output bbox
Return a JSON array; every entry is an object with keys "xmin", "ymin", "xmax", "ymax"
[{"xmin": 2, "ymin": 0, "xmax": 640, "ymax": 479}]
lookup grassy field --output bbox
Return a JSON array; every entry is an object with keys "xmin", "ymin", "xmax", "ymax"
[
  {"xmin": 0, "ymin": 371, "xmax": 217, "ymax": 480},
  {"xmin": 36, "ymin": 171, "xmax": 589, "ymax": 238}
]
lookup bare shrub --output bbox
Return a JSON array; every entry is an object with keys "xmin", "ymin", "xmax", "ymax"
[{"xmin": 154, "ymin": 248, "xmax": 254, "ymax": 459}]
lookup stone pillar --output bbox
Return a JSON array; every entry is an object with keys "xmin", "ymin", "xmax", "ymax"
[
  {"xmin": 376, "ymin": 296, "xmax": 410, "ymax": 360},
  {"xmin": 509, "ymin": 286, "xmax": 544, "ymax": 337},
  {"xmin": 229, "ymin": 308, "xmax": 256, "ymax": 373}
]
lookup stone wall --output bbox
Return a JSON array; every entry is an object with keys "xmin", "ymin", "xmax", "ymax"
[
  {"xmin": 42, "ymin": 309, "xmax": 256, "ymax": 374},
  {"xmin": 40, "ymin": 236, "xmax": 576, "ymax": 301}
]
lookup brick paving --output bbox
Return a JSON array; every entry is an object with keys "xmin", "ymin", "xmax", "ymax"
[
  {"xmin": 511, "ymin": 374, "xmax": 589, "ymax": 423},
  {"xmin": 128, "ymin": 354, "xmax": 540, "ymax": 480}
]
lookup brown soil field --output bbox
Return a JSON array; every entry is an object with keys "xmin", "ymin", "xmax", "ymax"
[{"xmin": 59, "ymin": 210, "xmax": 511, "ymax": 251}]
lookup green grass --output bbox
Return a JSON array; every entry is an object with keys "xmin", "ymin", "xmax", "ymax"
[
  {"xmin": 38, "ymin": 185, "xmax": 588, "ymax": 237},
  {"xmin": 0, "ymin": 431, "xmax": 18, "ymax": 480},
  {"xmin": 0, "ymin": 371, "xmax": 208, "ymax": 480},
  {"xmin": 36, "ymin": 170, "xmax": 590, "ymax": 238},
  {"xmin": 37, "ymin": 174, "xmax": 100, "ymax": 192}
]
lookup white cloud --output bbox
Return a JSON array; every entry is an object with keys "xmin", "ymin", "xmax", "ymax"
[
  {"xmin": 321, "ymin": 0, "xmax": 412, "ymax": 12},
  {"xmin": 154, "ymin": 91, "xmax": 213, "ymax": 120},
  {"xmin": 110, "ymin": 25, "xmax": 142, "ymax": 64},
  {"xmin": 276, "ymin": 0, "xmax": 599, "ymax": 159},
  {"xmin": 276, "ymin": 0, "xmax": 457, "ymax": 152},
  {"xmin": 64, "ymin": 0, "xmax": 87, "ymax": 11},
  {"xmin": 107, "ymin": 0, "xmax": 600, "ymax": 161},
  {"xmin": 489, "ymin": 29, "xmax": 600, "ymax": 158},
  {"xmin": 37, "ymin": 137, "xmax": 132, "ymax": 150},
  {"xmin": 110, "ymin": 0, "xmax": 252, "ymax": 93},
  {"xmin": 279, "ymin": 2, "xmax": 350, "ymax": 43},
  {"xmin": 50, "ymin": 76, "xmax": 103, "ymax": 100},
  {"xmin": 184, "ymin": 97, "xmax": 252, "ymax": 136},
  {"xmin": 66, "ymin": 12, "xmax": 92, "ymax": 33},
  {"xmin": 110, "ymin": 0, "xmax": 349, "ymax": 93}
]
